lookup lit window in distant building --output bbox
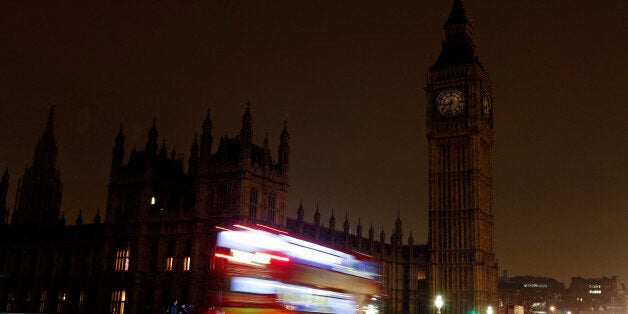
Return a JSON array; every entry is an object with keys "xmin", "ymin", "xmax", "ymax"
[
  {"xmin": 417, "ymin": 270, "xmax": 426, "ymax": 280},
  {"xmin": 57, "ymin": 291, "xmax": 67, "ymax": 312},
  {"xmin": 78, "ymin": 291, "xmax": 86, "ymax": 313},
  {"xmin": 110, "ymin": 290, "xmax": 126, "ymax": 314},
  {"xmin": 183, "ymin": 257, "xmax": 191, "ymax": 271},
  {"xmin": 166, "ymin": 257, "xmax": 174, "ymax": 271},
  {"xmin": 6, "ymin": 291, "xmax": 15, "ymax": 311},
  {"xmin": 114, "ymin": 245, "xmax": 131, "ymax": 271},
  {"xmin": 151, "ymin": 196, "xmax": 156, "ymax": 205},
  {"xmin": 26, "ymin": 290, "xmax": 34, "ymax": 310},
  {"xmin": 166, "ymin": 241, "xmax": 175, "ymax": 271},
  {"xmin": 39, "ymin": 290, "xmax": 48, "ymax": 313}
]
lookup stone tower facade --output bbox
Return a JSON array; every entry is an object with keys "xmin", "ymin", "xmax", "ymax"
[
  {"xmin": 12, "ymin": 105, "xmax": 63, "ymax": 226},
  {"xmin": 426, "ymin": 0, "xmax": 498, "ymax": 313}
]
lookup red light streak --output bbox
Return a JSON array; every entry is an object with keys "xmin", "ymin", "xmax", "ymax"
[
  {"xmin": 215, "ymin": 253, "xmax": 231, "ymax": 259},
  {"xmin": 233, "ymin": 224, "xmax": 258, "ymax": 231},
  {"xmin": 258, "ymin": 252, "xmax": 290, "ymax": 262},
  {"xmin": 256, "ymin": 224, "xmax": 289, "ymax": 234}
]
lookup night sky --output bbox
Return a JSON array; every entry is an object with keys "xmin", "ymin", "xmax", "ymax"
[{"xmin": 1, "ymin": 1, "xmax": 626, "ymax": 284}]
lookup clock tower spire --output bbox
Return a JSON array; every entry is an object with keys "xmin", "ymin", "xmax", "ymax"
[{"xmin": 426, "ymin": 1, "xmax": 497, "ymax": 313}]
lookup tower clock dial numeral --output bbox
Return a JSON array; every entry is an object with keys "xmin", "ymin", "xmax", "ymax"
[{"xmin": 437, "ymin": 89, "xmax": 465, "ymax": 118}]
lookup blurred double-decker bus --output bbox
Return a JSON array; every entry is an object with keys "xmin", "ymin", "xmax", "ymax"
[{"xmin": 207, "ymin": 223, "xmax": 382, "ymax": 314}]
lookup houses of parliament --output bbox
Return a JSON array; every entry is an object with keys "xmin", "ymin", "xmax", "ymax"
[{"xmin": 0, "ymin": 1, "xmax": 497, "ymax": 313}]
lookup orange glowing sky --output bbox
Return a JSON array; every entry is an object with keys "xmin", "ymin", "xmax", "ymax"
[{"xmin": 0, "ymin": 0, "xmax": 626, "ymax": 283}]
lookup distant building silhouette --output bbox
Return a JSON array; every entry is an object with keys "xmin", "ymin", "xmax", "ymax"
[{"xmin": 499, "ymin": 273, "xmax": 628, "ymax": 314}]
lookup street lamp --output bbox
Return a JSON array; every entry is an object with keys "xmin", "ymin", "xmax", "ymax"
[
  {"xmin": 435, "ymin": 295, "xmax": 444, "ymax": 314},
  {"xmin": 487, "ymin": 306, "xmax": 493, "ymax": 314}
]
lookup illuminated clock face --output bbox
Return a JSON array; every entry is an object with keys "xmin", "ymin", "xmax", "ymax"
[
  {"xmin": 437, "ymin": 89, "xmax": 465, "ymax": 118},
  {"xmin": 482, "ymin": 96, "xmax": 491, "ymax": 119}
]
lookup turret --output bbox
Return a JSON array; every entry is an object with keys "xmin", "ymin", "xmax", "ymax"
[
  {"xmin": 59, "ymin": 211, "xmax": 65, "ymax": 226},
  {"xmin": 76, "ymin": 210, "xmax": 83, "ymax": 225},
  {"xmin": 408, "ymin": 231, "xmax": 415, "ymax": 257},
  {"xmin": 188, "ymin": 134, "xmax": 199, "ymax": 175},
  {"xmin": 278, "ymin": 121, "xmax": 289, "ymax": 174},
  {"xmin": 329, "ymin": 210, "xmax": 336, "ymax": 231},
  {"xmin": 379, "ymin": 226, "xmax": 386, "ymax": 252},
  {"xmin": 94, "ymin": 208, "xmax": 101, "ymax": 224},
  {"xmin": 263, "ymin": 133, "xmax": 271, "ymax": 168},
  {"xmin": 239, "ymin": 103, "xmax": 253, "ymax": 165},
  {"xmin": 159, "ymin": 139, "xmax": 168, "ymax": 160},
  {"xmin": 356, "ymin": 219, "xmax": 363, "ymax": 251},
  {"xmin": 295, "ymin": 200, "xmax": 304, "ymax": 234},
  {"xmin": 32, "ymin": 105, "xmax": 57, "ymax": 169},
  {"xmin": 343, "ymin": 213, "xmax": 350, "ymax": 249},
  {"xmin": 170, "ymin": 146, "xmax": 177, "ymax": 161},
  {"xmin": 314, "ymin": 205, "xmax": 321, "ymax": 239},
  {"xmin": 111, "ymin": 123, "xmax": 125, "ymax": 176},
  {"xmin": 394, "ymin": 211, "xmax": 403, "ymax": 247},
  {"xmin": 297, "ymin": 199, "xmax": 304, "ymax": 223},
  {"xmin": 431, "ymin": 0, "xmax": 478, "ymax": 70},
  {"xmin": 145, "ymin": 118, "xmax": 159, "ymax": 161},
  {"xmin": 356, "ymin": 218, "xmax": 362, "ymax": 238},
  {"xmin": 12, "ymin": 105, "xmax": 63, "ymax": 226},
  {"xmin": 199, "ymin": 109, "xmax": 213, "ymax": 161},
  {"xmin": 368, "ymin": 222, "xmax": 375, "ymax": 254},
  {"xmin": 328, "ymin": 210, "xmax": 336, "ymax": 243}
]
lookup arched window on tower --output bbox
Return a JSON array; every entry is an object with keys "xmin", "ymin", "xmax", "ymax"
[
  {"xmin": 216, "ymin": 185, "xmax": 228, "ymax": 215},
  {"xmin": 249, "ymin": 188, "xmax": 258, "ymax": 219},
  {"xmin": 267, "ymin": 193, "xmax": 276, "ymax": 223},
  {"xmin": 114, "ymin": 244, "xmax": 130, "ymax": 271}
]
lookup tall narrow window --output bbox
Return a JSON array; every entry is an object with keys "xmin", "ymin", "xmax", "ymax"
[
  {"xmin": 183, "ymin": 241, "xmax": 191, "ymax": 271},
  {"xmin": 183, "ymin": 257, "xmax": 191, "ymax": 271},
  {"xmin": 6, "ymin": 291, "xmax": 15, "ymax": 311},
  {"xmin": 39, "ymin": 290, "xmax": 48, "ymax": 313},
  {"xmin": 78, "ymin": 291, "xmax": 86, "ymax": 313},
  {"xmin": 26, "ymin": 290, "xmax": 34, "ymax": 311},
  {"xmin": 57, "ymin": 291, "xmax": 67, "ymax": 312},
  {"xmin": 166, "ymin": 242, "xmax": 174, "ymax": 271},
  {"xmin": 110, "ymin": 290, "xmax": 126, "ymax": 314},
  {"xmin": 267, "ymin": 194, "xmax": 276, "ymax": 209},
  {"xmin": 216, "ymin": 185, "xmax": 228, "ymax": 214},
  {"xmin": 114, "ymin": 244, "xmax": 130, "ymax": 271},
  {"xmin": 249, "ymin": 189, "xmax": 258, "ymax": 219},
  {"xmin": 267, "ymin": 193, "xmax": 276, "ymax": 222}
]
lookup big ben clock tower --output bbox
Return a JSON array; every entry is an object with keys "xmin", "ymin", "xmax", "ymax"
[{"xmin": 427, "ymin": 0, "xmax": 497, "ymax": 313}]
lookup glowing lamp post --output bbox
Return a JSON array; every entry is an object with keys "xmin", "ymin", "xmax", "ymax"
[
  {"xmin": 487, "ymin": 306, "xmax": 493, "ymax": 314},
  {"xmin": 435, "ymin": 295, "xmax": 444, "ymax": 314}
]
